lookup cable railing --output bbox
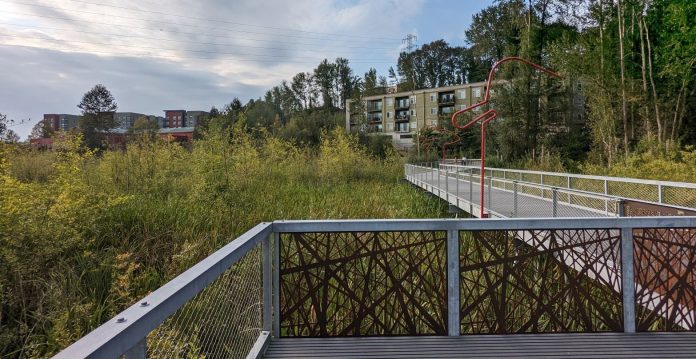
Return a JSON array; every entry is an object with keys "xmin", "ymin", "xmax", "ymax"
[
  {"xmin": 406, "ymin": 162, "xmax": 696, "ymax": 218},
  {"xmin": 441, "ymin": 162, "xmax": 696, "ymax": 210},
  {"xmin": 54, "ymin": 218, "xmax": 696, "ymax": 359}
]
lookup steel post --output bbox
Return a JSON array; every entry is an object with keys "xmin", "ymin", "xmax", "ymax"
[
  {"xmin": 487, "ymin": 176, "xmax": 492, "ymax": 212},
  {"xmin": 658, "ymin": 184, "xmax": 663, "ymax": 203},
  {"xmin": 552, "ymin": 188, "xmax": 558, "ymax": 217},
  {"xmin": 262, "ymin": 234, "xmax": 272, "ymax": 331},
  {"xmin": 446, "ymin": 229, "xmax": 460, "ymax": 336},
  {"xmin": 445, "ymin": 166, "xmax": 449, "ymax": 202},
  {"xmin": 456, "ymin": 168, "xmax": 460, "ymax": 200},
  {"xmin": 273, "ymin": 232, "xmax": 281, "ymax": 337},
  {"xmin": 621, "ymin": 227, "xmax": 636, "ymax": 333},
  {"xmin": 513, "ymin": 181, "xmax": 518, "ymax": 217},
  {"xmin": 469, "ymin": 169, "xmax": 473, "ymax": 205}
]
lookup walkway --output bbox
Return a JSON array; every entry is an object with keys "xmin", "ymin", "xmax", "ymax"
[
  {"xmin": 265, "ymin": 333, "xmax": 696, "ymax": 358},
  {"xmin": 406, "ymin": 165, "xmax": 612, "ymax": 218}
]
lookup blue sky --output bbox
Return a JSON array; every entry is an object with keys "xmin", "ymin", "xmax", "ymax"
[{"xmin": 0, "ymin": 0, "xmax": 495, "ymax": 139}]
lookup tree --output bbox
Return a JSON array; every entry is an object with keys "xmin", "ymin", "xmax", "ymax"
[
  {"xmin": 0, "ymin": 113, "xmax": 9, "ymax": 139},
  {"xmin": 28, "ymin": 119, "xmax": 55, "ymax": 139},
  {"xmin": 78, "ymin": 84, "xmax": 118, "ymax": 149},
  {"xmin": 2, "ymin": 129, "xmax": 19, "ymax": 143},
  {"xmin": 128, "ymin": 115, "xmax": 159, "ymax": 139},
  {"xmin": 363, "ymin": 68, "xmax": 378, "ymax": 96}
]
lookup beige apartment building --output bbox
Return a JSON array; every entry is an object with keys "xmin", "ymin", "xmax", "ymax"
[{"xmin": 345, "ymin": 82, "xmax": 489, "ymax": 149}]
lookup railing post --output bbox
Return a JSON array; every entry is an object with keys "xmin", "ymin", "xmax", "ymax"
[
  {"xmin": 262, "ymin": 233, "xmax": 272, "ymax": 332},
  {"xmin": 487, "ymin": 176, "xmax": 492, "ymax": 212},
  {"xmin": 621, "ymin": 226, "xmax": 636, "ymax": 333},
  {"xmin": 272, "ymin": 232, "xmax": 281, "ymax": 337},
  {"xmin": 445, "ymin": 166, "xmax": 449, "ymax": 202},
  {"xmin": 552, "ymin": 187, "xmax": 558, "ymax": 217},
  {"xmin": 469, "ymin": 169, "xmax": 473, "ymax": 206},
  {"xmin": 657, "ymin": 184, "xmax": 663, "ymax": 203},
  {"xmin": 123, "ymin": 339, "xmax": 146, "ymax": 359},
  {"xmin": 513, "ymin": 181, "xmax": 518, "ymax": 217},
  {"xmin": 618, "ymin": 199, "xmax": 625, "ymax": 217},
  {"xmin": 456, "ymin": 167, "xmax": 459, "ymax": 200},
  {"xmin": 447, "ymin": 229, "xmax": 460, "ymax": 336},
  {"xmin": 438, "ymin": 163, "xmax": 441, "ymax": 196}
]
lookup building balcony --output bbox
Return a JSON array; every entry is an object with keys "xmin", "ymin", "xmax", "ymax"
[
  {"xmin": 395, "ymin": 100, "xmax": 410, "ymax": 110},
  {"xmin": 438, "ymin": 95, "xmax": 456, "ymax": 105},
  {"xmin": 395, "ymin": 115, "xmax": 410, "ymax": 122}
]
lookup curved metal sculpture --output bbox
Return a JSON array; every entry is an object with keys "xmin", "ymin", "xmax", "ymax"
[{"xmin": 450, "ymin": 56, "xmax": 562, "ymax": 218}]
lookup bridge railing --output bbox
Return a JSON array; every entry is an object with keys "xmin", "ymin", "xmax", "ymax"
[
  {"xmin": 406, "ymin": 162, "xmax": 696, "ymax": 217},
  {"xmin": 406, "ymin": 163, "xmax": 625, "ymax": 217},
  {"xmin": 54, "ymin": 222, "xmax": 275, "ymax": 359},
  {"xmin": 439, "ymin": 162, "xmax": 696, "ymax": 211},
  {"xmin": 56, "ymin": 218, "xmax": 696, "ymax": 358}
]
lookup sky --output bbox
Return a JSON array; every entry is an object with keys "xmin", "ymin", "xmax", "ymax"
[{"xmin": 0, "ymin": 0, "xmax": 495, "ymax": 139}]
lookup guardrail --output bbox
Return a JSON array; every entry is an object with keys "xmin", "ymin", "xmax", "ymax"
[
  {"xmin": 406, "ymin": 163, "xmax": 696, "ymax": 218},
  {"xmin": 55, "ymin": 218, "xmax": 696, "ymax": 358},
  {"xmin": 439, "ymin": 162, "xmax": 696, "ymax": 210}
]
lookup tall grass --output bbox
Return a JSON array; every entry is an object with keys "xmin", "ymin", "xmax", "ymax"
[{"xmin": 0, "ymin": 128, "xmax": 447, "ymax": 357}]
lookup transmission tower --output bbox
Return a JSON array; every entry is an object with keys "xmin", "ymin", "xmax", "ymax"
[{"xmin": 402, "ymin": 34, "xmax": 417, "ymax": 53}]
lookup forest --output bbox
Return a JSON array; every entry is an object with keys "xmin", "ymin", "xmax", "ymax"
[{"xmin": 200, "ymin": 0, "xmax": 695, "ymax": 175}]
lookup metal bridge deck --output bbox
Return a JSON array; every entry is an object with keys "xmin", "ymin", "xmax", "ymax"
[
  {"xmin": 410, "ymin": 168, "xmax": 608, "ymax": 218},
  {"xmin": 264, "ymin": 333, "xmax": 696, "ymax": 358}
]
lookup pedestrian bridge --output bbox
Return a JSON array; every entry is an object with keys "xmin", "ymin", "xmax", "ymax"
[{"xmin": 54, "ymin": 163, "xmax": 696, "ymax": 358}]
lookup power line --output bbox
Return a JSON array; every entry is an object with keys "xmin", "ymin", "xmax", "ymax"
[
  {"xmin": 3, "ymin": 10, "xmax": 397, "ymax": 47},
  {"xmin": 0, "ymin": 33, "xmax": 395, "ymax": 62},
  {"xmin": 53, "ymin": 0, "xmax": 402, "ymax": 41},
  {"xmin": 6, "ymin": 2, "xmax": 397, "ymax": 44},
  {"xmin": 0, "ymin": 22, "xmax": 398, "ymax": 52},
  {"xmin": 0, "ymin": 43, "xmax": 396, "ymax": 64}
]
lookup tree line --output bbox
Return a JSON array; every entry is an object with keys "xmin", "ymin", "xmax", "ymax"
[{"xmin": 12, "ymin": 0, "xmax": 695, "ymax": 168}]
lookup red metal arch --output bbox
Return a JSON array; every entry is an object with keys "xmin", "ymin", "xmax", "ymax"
[{"xmin": 450, "ymin": 56, "xmax": 562, "ymax": 218}]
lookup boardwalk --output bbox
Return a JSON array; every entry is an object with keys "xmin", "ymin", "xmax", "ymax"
[
  {"xmin": 406, "ymin": 164, "xmax": 619, "ymax": 218},
  {"xmin": 265, "ymin": 333, "xmax": 696, "ymax": 358}
]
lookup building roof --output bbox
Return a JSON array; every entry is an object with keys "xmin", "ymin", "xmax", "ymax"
[
  {"xmin": 357, "ymin": 81, "xmax": 490, "ymax": 101},
  {"xmin": 158, "ymin": 127, "xmax": 195, "ymax": 134}
]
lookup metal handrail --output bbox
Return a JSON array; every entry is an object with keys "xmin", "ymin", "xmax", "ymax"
[
  {"xmin": 446, "ymin": 163, "xmax": 696, "ymax": 189},
  {"xmin": 54, "ymin": 222, "xmax": 273, "ymax": 359},
  {"xmin": 54, "ymin": 217, "xmax": 696, "ymax": 358}
]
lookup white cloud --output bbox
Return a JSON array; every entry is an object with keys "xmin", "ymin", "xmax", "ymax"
[{"xmin": 0, "ymin": 0, "xmax": 427, "ymax": 138}]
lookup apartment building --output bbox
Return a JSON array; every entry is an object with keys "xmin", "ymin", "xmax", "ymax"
[
  {"xmin": 345, "ymin": 82, "xmax": 489, "ymax": 149},
  {"xmin": 114, "ymin": 112, "xmax": 147, "ymax": 129},
  {"xmin": 43, "ymin": 114, "xmax": 80, "ymax": 132}
]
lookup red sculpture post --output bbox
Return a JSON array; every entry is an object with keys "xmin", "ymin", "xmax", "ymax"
[{"xmin": 451, "ymin": 57, "xmax": 561, "ymax": 218}]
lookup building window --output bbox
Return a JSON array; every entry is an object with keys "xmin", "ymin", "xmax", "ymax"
[
  {"xmin": 410, "ymin": 109, "xmax": 416, "ymax": 116},
  {"xmin": 458, "ymin": 90, "xmax": 466, "ymax": 99},
  {"xmin": 387, "ymin": 98, "xmax": 394, "ymax": 106},
  {"xmin": 410, "ymin": 95, "xmax": 416, "ymax": 104},
  {"xmin": 387, "ymin": 123, "xmax": 394, "ymax": 131},
  {"xmin": 430, "ymin": 94, "xmax": 436, "ymax": 102},
  {"xmin": 460, "ymin": 105, "xmax": 467, "ymax": 110},
  {"xmin": 430, "ymin": 108, "xmax": 437, "ymax": 115},
  {"xmin": 473, "ymin": 87, "xmax": 482, "ymax": 98},
  {"xmin": 430, "ymin": 120, "xmax": 437, "ymax": 126},
  {"xmin": 387, "ymin": 111, "xmax": 391, "ymax": 118},
  {"xmin": 410, "ymin": 122, "xmax": 416, "ymax": 130}
]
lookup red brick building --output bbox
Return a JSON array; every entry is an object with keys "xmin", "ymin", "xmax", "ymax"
[{"xmin": 164, "ymin": 110, "xmax": 186, "ymax": 128}]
